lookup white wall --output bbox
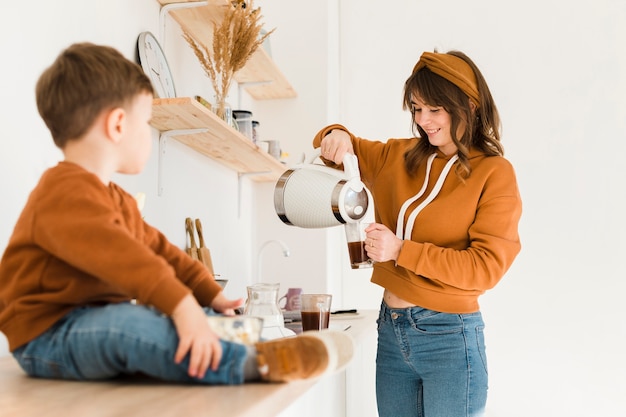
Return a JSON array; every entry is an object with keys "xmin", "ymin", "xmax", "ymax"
[
  {"xmin": 0, "ymin": 0, "xmax": 333, "ymax": 356},
  {"xmin": 1, "ymin": 1, "xmax": 625, "ymax": 415},
  {"xmin": 335, "ymin": 0, "xmax": 626, "ymax": 416},
  {"xmin": 0, "ymin": 0, "xmax": 157, "ymax": 355}
]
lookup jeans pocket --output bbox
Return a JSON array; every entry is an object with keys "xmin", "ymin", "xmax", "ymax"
[
  {"xmin": 476, "ymin": 325, "xmax": 488, "ymax": 375},
  {"xmin": 411, "ymin": 312, "xmax": 463, "ymax": 335}
]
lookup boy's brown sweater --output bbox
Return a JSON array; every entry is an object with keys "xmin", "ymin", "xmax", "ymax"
[
  {"xmin": 0, "ymin": 162, "xmax": 222, "ymax": 351},
  {"xmin": 314, "ymin": 125, "xmax": 522, "ymax": 313}
]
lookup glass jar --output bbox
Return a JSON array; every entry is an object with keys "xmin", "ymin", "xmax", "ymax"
[
  {"xmin": 211, "ymin": 96, "xmax": 235, "ymax": 129},
  {"xmin": 233, "ymin": 110, "xmax": 253, "ymax": 141},
  {"xmin": 252, "ymin": 120, "xmax": 260, "ymax": 143}
]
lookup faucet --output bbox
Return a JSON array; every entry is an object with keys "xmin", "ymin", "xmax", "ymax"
[{"xmin": 256, "ymin": 239, "xmax": 290, "ymax": 283}]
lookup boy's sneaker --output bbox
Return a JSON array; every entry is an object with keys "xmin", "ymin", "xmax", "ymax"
[{"xmin": 255, "ymin": 329, "xmax": 355, "ymax": 382}]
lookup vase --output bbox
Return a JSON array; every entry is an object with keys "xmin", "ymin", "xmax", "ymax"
[{"xmin": 212, "ymin": 97, "xmax": 235, "ymax": 129}]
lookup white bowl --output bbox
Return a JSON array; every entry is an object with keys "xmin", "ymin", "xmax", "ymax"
[{"xmin": 206, "ymin": 316, "xmax": 263, "ymax": 345}]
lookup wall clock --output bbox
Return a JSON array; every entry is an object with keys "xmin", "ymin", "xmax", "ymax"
[{"xmin": 137, "ymin": 31, "xmax": 176, "ymax": 99}]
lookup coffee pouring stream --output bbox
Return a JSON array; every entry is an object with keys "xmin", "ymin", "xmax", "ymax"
[{"xmin": 274, "ymin": 152, "xmax": 371, "ymax": 228}]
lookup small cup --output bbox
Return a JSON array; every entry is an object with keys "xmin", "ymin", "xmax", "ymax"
[
  {"xmin": 266, "ymin": 140, "xmax": 281, "ymax": 160},
  {"xmin": 345, "ymin": 222, "xmax": 373, "ymax": 269},
  {"xmin": 300, "ymin": 294, "xmax": 332, "ymax": 331},
  {"xmin": 279, "ymin": 287, "xmax": 303, "ymax": 311}
]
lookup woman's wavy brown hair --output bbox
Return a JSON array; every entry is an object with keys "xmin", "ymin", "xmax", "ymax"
[{"xmin": 402, "ymin": 50, "xmax": 503, "ymax": 179}]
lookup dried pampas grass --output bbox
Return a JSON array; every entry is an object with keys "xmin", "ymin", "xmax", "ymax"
[{"xmin": 183, "ymin": 0, "xmax": 275, "ymax": 119}]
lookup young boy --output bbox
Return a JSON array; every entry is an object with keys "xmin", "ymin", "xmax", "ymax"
[{"xmin": 0, "ymin": 42, "xmax": 352, "ymax": 384}]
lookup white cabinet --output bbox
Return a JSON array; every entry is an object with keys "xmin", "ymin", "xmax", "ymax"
[{"xmin": 278, "ymin": 314, "xmax": 378, "ymax": 417}]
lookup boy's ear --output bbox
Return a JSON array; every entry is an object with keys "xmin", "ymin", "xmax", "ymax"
[{"xmin": 105, "ymin": 107, "xmax": 126, "ymax": 143}]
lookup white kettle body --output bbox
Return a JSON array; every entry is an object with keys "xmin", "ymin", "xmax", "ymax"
[{"xmin": 274, "ymin": 154, "xmax": 370, "ymax": 228}]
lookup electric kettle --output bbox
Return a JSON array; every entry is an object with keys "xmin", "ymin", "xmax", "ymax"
[{"xmin": 274, "ymin": 153, "xmax": 370, "ymax": 228}]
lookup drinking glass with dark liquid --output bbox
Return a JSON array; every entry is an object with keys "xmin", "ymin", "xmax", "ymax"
[
  {"xmin": 300, "ymin": 294, "xmax": 332, "ymax": 331},
  {"xmin": 345, "ymin": 221, "xmax": 373, "ymax": 269}
]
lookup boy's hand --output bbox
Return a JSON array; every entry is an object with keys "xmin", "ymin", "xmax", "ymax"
[
  {"xmin": 171, "ymin": 294, "xmax": 221, "ymax": 379},
  {"xmin": 210, "ymin": 292, "xmax": 244, "ymax": 316}
]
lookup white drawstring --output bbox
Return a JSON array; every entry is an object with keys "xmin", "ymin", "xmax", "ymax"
[
  {"xmin": 396, "ymin": 154, "xmax": 459, "ymax": 240},
  {"xmin": 396, "ymin": 153, "xmax": 436, "ymax": 238}
]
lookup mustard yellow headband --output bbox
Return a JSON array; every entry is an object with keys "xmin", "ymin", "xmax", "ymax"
[{"xmin": 412, "ymin": 52, "xmax": 480, "ymax": 108}]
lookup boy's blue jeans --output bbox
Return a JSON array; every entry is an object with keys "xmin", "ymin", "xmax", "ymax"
[
  {"xmin": 376, "ymin": 301, "xmax": 488, "ymax": 417},
  {"xmin": 12, "ymin": 302, "xmax": 248, "ymax": 384}
]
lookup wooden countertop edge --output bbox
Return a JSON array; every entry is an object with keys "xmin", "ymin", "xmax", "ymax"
[{"xmin": 0, "ymin": 310, "xmax": 378, "ymax": 417}]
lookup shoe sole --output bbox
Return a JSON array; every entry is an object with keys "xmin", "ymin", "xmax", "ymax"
[
  {"xmin": 255, "ymin": 329, "xmax": 355, "ymax": 382},
  {"xmin": 302, "ymin": 329, "xmax": 355, "ymax": 376}
]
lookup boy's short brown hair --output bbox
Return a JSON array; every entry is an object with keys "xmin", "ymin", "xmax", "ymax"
[{"xmin": 36, "ymin": 42, "xmax": 154, "ymax": 149}]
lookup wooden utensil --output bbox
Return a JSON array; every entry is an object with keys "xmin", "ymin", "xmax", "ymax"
[
  {"xmin": 185, "ymin": 218, "xmax": 199, "ymax": 260},
  {"xmin": 195, "ymin": 218, "xmax": 215, "ymax": 275}
]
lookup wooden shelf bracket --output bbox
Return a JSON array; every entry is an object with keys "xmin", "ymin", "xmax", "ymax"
[{"xmin": 237, "ymin": 171, "xmax": 271, "ymax": 218}]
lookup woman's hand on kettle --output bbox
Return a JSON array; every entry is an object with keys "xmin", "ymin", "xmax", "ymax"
[
  {"xmin": 210, "ymin": 292, "xmax": 244, "ymax": 316},
  {"xmin": 365, "ymin": 223, "xmax": 403, "ymax": 263},
  {"xmin": 320, "ymin": 129, "xmax": 354, "ymax": 164}
]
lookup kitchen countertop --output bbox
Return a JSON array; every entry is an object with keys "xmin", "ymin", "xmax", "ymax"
[{"xmin": 0, "ymin": 310, "xmax": 377, "ymax": 417}]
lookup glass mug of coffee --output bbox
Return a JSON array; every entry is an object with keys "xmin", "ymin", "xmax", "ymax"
[
  {"xmin": 300, "ymin": 294, "xmax": 332, "ymax": 331},
  {"xmin": 345, "ymin": 221, "xmax": 373, "ymax": 269}
]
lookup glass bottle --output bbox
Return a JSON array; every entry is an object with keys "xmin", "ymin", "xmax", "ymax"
[{"xmin": 252, "ymin": 120, "xmax": 260, "ymax": 143}]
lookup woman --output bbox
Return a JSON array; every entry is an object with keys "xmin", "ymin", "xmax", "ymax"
[{"xmin": 313, "ymin": 50, "xmax": 522, "ymax": 417}]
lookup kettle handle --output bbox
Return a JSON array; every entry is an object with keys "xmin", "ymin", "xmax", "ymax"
[
  {"xmin": 309, "ymin": 150, "xmax": 364, "ymax": 192},
  {"xmin": 342, "ymin": 154, "xmax": 361, "ymax": 180},
  {"xmin": 340, "ymin": 153, "xmax": 365, "ymax": 192},
  {"xmin": 310, "ymin": 150, "xmax": 362, "ymax": 178},
  {"xmin": 308, "ymin": 150, "xmax": 323, "ymax": 164}
]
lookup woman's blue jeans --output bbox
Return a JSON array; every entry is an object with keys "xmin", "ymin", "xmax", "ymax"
[
  {"xmin": 12, "ymin": 302, "xmax": 248, "ymax": 384},
  {"xmin": 376, "ymin": 301, "xmax": 488, "ymax": 417}
]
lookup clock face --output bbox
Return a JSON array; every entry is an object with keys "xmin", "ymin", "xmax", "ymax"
[{"xmin": 137, "ymin": 32, "xmax": 176, "ymax": 99}]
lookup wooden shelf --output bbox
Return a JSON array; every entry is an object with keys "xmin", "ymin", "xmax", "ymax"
[
  {"xmin": 150, "ymin": 97, "xmax": 287, "ymax": 182},
  {"xmin": 152, "ymin": 1, "xmax": 293, "ymax": 183},
  {"xmin": 158, "ymin": 0, "xmax": 297, "ymax": 100}
]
